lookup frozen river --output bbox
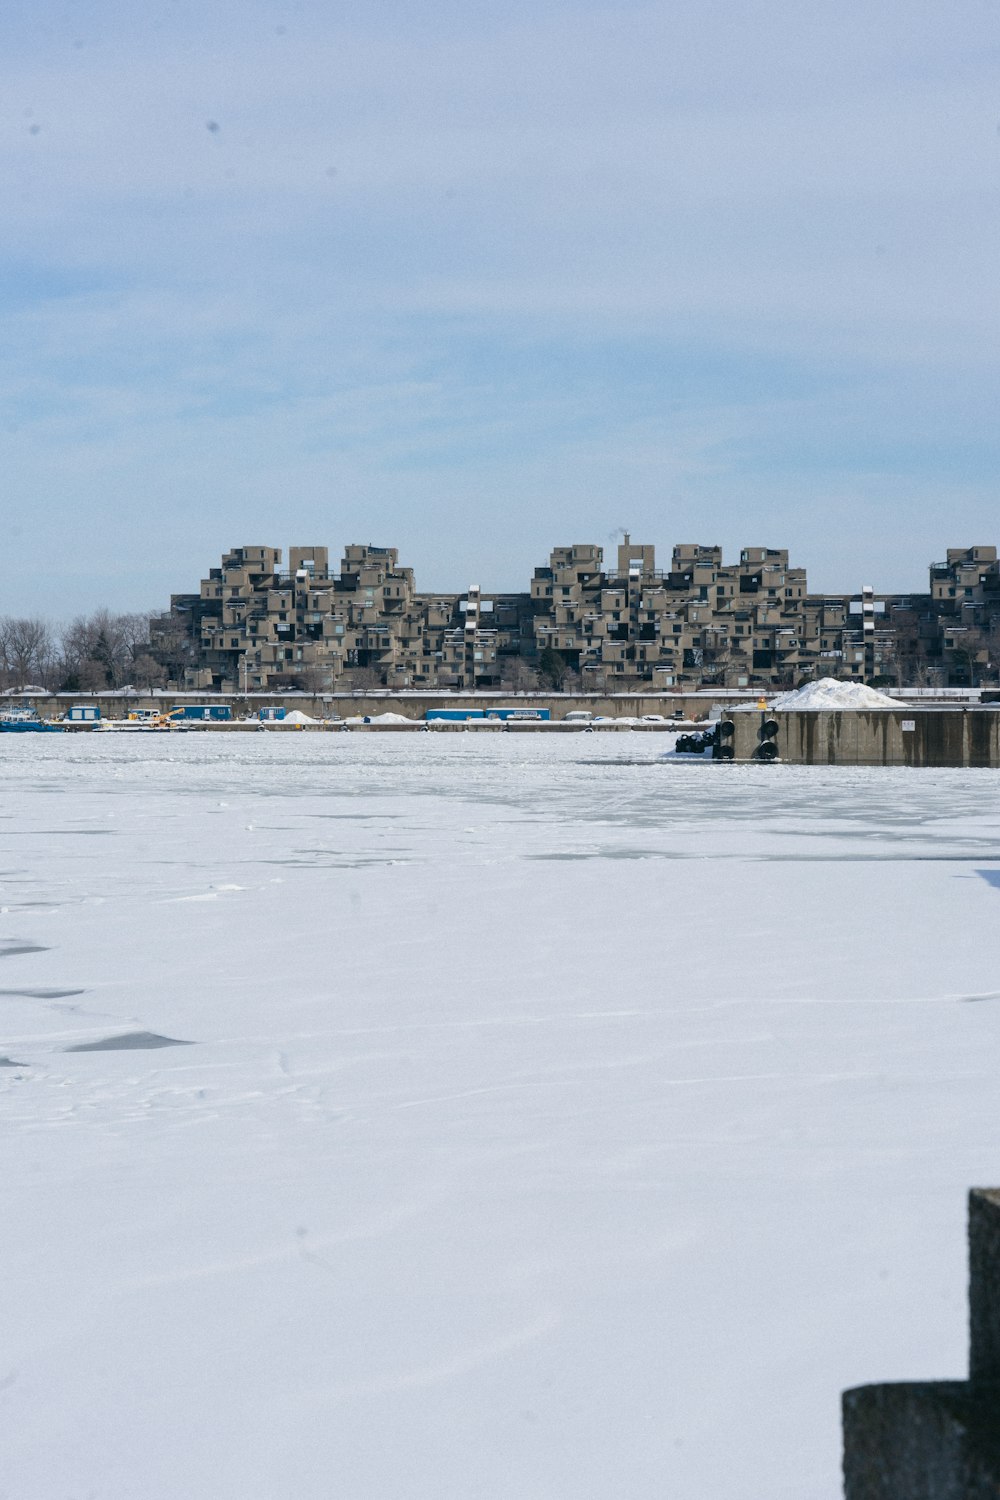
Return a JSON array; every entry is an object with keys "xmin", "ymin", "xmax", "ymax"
[{"xmin": 3, "ymin": 734, "xmax": 1000, "ymax": 1499}]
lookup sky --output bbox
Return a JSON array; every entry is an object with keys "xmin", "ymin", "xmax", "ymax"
[{"xmin": 2, "ymin": 0, "xmax": 999, "ymax": 618}]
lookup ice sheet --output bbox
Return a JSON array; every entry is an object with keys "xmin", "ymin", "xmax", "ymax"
[{"xmin": 3, "ymin": 734, "xmax": 1000, "ymax": 1499}]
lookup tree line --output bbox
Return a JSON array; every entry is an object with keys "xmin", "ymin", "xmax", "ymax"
[{"xmin": 0, "ymin": 611, "xmax": 166, "ymax": 693}]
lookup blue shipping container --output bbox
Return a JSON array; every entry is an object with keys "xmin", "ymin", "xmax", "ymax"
[{"xmin": 169, "ymin": 704, "xmax": 233, "ymax": 721}]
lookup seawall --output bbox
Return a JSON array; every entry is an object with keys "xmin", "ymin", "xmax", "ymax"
[
  {"xmin": 11, "ymin": 690, "xmax": 740, "ymax": 722},
  {"xmin": 725, "ymin": 709, "xmax": 1000, "ymax": 767}
]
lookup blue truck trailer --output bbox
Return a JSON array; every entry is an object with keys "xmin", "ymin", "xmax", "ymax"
[
  {"xmin": 483, "ymin": 707, "xmax": 550, "ymax": 721},
  {"xmin": 425, "ymin": 709, "xmax": 485, "ymax": 722},
  {"xmin": 424, "ymin": 707, "xmax": 552, "ymax": 722}
]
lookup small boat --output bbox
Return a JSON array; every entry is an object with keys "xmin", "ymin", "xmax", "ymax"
[{"xmin": 0, "ymin": 704, "xmax": 65, "ymax": 733}]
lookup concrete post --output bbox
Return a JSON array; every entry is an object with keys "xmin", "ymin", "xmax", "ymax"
[
  {"xmin": 969, "ymin": 1189, "xmax": 1000, "ymax": 1387},
  {"xmin": 842, "ymin": 1190, "xmax": 1000, "ymax": 1498}
]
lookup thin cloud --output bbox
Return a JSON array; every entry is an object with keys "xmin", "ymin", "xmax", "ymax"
[{"xmin": 1, "ymin": 0, "xmax": 998, "ymax": 613}]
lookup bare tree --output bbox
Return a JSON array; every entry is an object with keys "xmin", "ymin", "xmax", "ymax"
[
  {"xmin": 59, "ymin": 609, "xmax": 157, "ymax": 689},
  {"xmin": 60, "ymin": 613, "xmax": 116, "ymax": 686},
  {"xmin": 499, "ymin": 655, "xmax": 539, "ymax": 693},
  {"xmin": 148, "ymin": 613, "xmax": 197, "ymax": 685},
  {"xmin": 0, "ymin": 617, "xmax": 54, "ymax": 689},
  {"xmin": 293, "ymin": 663, "xmax": 339, "ymax": 694},
  {"xmin": 75, "ymin": 658, "xmax": 110, "ymax": 692},
  {"xmin": 349, "ymin": 666, "xmax": 384, "ymax": 692},
  {"xmin": 131, "ymin": 654, "xmax": 166, "ymax": 689},
  {"xmin": 118, "ymin": 612, "xmax": 153, "ymax": 662}
]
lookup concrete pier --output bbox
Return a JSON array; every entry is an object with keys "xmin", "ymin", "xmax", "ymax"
[{"xmin": 722, "ymin": 709, "xmax": 1000, "ymax": 767}]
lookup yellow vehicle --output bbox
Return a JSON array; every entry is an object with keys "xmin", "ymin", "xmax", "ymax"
[
  {"xmin": 127, "ymin": 709, "xmax": 173, "ymax": 727},
  {"xmin": 96, "ymin": 708, "xmax": 175, "ymax": 732}
]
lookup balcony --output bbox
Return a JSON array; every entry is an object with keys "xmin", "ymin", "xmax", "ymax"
[{"xmin": 604, "ymin": 569, "xmax": 667, "ymax": 584}]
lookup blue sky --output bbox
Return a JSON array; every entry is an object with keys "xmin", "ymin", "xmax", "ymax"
[{"xmin": 2, "ymin": 0, "xmax": 999, "ymax": 617}]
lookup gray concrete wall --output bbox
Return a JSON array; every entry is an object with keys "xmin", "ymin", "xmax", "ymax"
[
  {"xmin": 842, "ymin": 1382, "xmax": 1000, "ymax": 1499},
  {"xmin": 969, "ymin": 1190, "xmax": 1000, "ymax": 1385},
  {"xmin": 13, "ymin": 691, "xmax": 739, "ymax": 722},
  {"xmin": 724, "ymin": 710, "xmax": 1000, "ymax": 767},
  {"xmin": 842, "ymin": 1190, "xmax": 1000, "ymax": 1498}
]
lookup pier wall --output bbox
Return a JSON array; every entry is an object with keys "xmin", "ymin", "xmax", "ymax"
[
  {"xmin": 11, "ymin": 691, "xmax": 736, "ymax": 722},
  {"xmin": 725, "ymin": 710, "xmax": 1000, "ymax": 767}
]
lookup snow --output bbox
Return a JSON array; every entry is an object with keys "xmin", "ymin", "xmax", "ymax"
[
  {"xmin": 768, "ymin": 677, "xmax": 901, "ymax": 710},
  {"xmin": 3, "ymin": 736, "xmax": 1000, "ymax": 1499},
  {"xmin": 344, "ymin": 712, "xmax": 418, "ymax": 725},
  {"xmin": 281, "ymin": 709, "xmax": 321, "ymax": 724}
]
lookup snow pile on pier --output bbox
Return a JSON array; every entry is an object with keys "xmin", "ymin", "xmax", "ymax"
[
  {"xmin": 769, "ymin": 677, "xmax": 900, "ymax": 710},
  {"xmin": 281, "ymin": 709, "xmax": 320, "ymax": 724}
]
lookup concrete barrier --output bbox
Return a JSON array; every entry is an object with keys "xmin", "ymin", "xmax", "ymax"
[
  {"xmin": 12, "ymin": 690, "xmax": 722, "ymax": 723},
  {"xmin": 843, "ymin": 1190, "xmax": 1000, "ymax": 1497},
  {"xmin": 723, "ymin": 710, "xmax": 1000, "ymax": 767}
]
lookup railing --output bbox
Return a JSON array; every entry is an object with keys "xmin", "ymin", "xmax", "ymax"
[{"xmin": 604, "ymin": 569, "xmax": 668, "ymax": 583}]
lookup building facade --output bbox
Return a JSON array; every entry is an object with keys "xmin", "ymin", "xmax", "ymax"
[{"xmin": 149, "ymin": 539, "xmax": 1000, "ymax": 692}]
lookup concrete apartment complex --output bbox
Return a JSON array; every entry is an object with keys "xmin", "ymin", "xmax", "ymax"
[{"xmin": 149, "ymin": 539, "xmax": 1000, "ymax": 693}]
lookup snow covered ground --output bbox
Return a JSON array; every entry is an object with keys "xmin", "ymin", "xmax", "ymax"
[{"xmin": 3, "ymin": 734, "xmax": 1000, "ymax": 1499}]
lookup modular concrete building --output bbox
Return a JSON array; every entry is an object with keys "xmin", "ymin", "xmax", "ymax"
[{"xmin": 149, "ymin": 538, "xmax": 1000, "ymax": 696}]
